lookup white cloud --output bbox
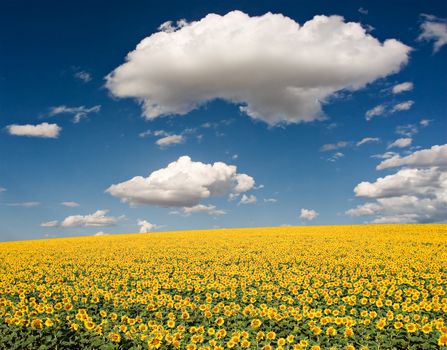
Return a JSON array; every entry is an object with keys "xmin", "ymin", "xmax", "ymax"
[
  {"xmin": 6, "ymin": 122, "xmax": 61, "ymax": 138},
  {"xmin": 181, "ymin": 204, "xmax": 226, "ymax": 216},
  {"xmin": 0, "ymin": 187, "xmax": 5, "ymax": 193},
  {"xmin": 107, "ymin": 156, "xmax": 255, "ymax": 207},
  {"xmin": 388, "ymin": 137, "xmax": 412, "ymax": 149},
  {"xmin": 155, "ymin": 134, "xmax": 184, "ymax": 148},
  {"xmin": 60, "ymin": 210, "xmax": 121, "ymax": 227},
  {"xmin": 106, "ymin": 11, "xmax": 410, "ymax": 125},
  {"xmin": 74, "ymin": 70, "xmax": 92, "ymax": 83},
  {"xmin": 358, "ymin": 7, "xmax": 368, "ymax": 15},
  {"xmin": 392, "ymin": 82, "xmax": 413, "ymax": 94},
  {"xmin": 354, "ymin": 167, "xmax": 443, "ymax": 199},
  {"xmin": 327, "ymin": 152, "xmax": 345, "ymax": 162},
  {"xmin": 347, "ymin": 145, "xmax": 447, "ymax": 223},
  {"xmin": 418, "ymin": 14, "xmax": 447, "ymax": 52},
  {"xmin": 395, "ymin": 124, "xmax": 418, "ymax": 137},
  {"xmin": 420, "ymin": 119, "xmax": 432, "ymax": 127},
  {"xmin": 264, "ymin": 198, "xmax": 277, "ymax": 203},
  {"xmin": 377, "ymin": 144, "xmax": 447, "ymax": 170},
  {"xmin": 390, "ymin": 100, "xmax": 414, "ymax": 113},
  {"xmin": 365, "ymin": 104, "xmax": 386, "ymax": 120},
  {"xmin": 357, "ymin": 137, "xmax": 380, "ymax": 146},
  {"xmin": 239, "ymin": 194, "xmax": 257, "ymax": 205},
  {"xmin": 61, "ymin": 201, "xmax": 80, "ymax": 207},
  {"xmin": 49, "ymin": 105, "xmax": 101, "ymax": 123},
  {"xmin": 40, "ymin": 220, "xmax": 59, "ymax": 227},
  {"xmin": 371, "ymin": 151, "xmax": 399, "ymax": 159},
  {"xmin": 94, "ymin": 231, "xmax": 108, "ymax": 236},
  {"xmin": 8, "ymin": 202, "xmax": 40, "ymax": 207},
  {"xmin": 300, "ymin": 208, "xmax": 319, "ymax": 221},
  {"xmin": 138, "ymin": 219, "xmax": 157, "ymax": 233},
  {"xmin": 320, "ymin": 141, "xmax": 350, "ymax": 152}
]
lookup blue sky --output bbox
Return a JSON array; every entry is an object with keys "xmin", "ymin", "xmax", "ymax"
[{"xmin": 1, "ymin": 0, "xmax": 446, "ymax": 241}]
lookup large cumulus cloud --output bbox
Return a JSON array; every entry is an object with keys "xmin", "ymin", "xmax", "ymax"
[
  {"xmin": 106, "ymin": 11, "xmax": 410, "ymax": 125},
  {"xmin": 347, "ymin": 144, "xmax": 447, "ymax": 223},
  {"xmin": 106, "ymin": 156, "xmax": 255, "ymax": 207}
]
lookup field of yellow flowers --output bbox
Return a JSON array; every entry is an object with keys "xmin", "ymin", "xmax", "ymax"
[{"xmin": 1, "ymin": 224, "xmax": 447, "ymax": 349}]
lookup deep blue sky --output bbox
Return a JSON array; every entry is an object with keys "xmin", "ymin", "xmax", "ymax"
[{"xmin": 0, "ymin": 0, "xmax": 446, "ymax": 241}]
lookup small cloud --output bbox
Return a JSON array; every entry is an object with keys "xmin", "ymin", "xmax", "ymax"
[
  {"xmin": 320, "ymin": 141, "xmax": 350, "ymax": 152},
  {"xmin": 395, "ymin": 124, "xmax": 418, "ymax": 137},
  {"xmin": 40, "ymin": 220, "xmax": 59, "ymax": 227},
  {"xmin": 390, "ymin": 100, "xmax": 414, "ymax": 113},
  {"xmin": 392, "ymin": 82, "xmax": 413, "ymax": 94},
  {"xmin": 74, "ymin": 70, "xmax": 92, "ymax": 83},
  {"xmin": 155, "ymin": 134, "xmax": 184, "ymax": 148},
  {"xmin": 365, "ymin": 104, "xmax": 386, "ymax": 121},
  {"xmin": 358, "ymin": 7, "xmax": 368, "ymax": 15},
  {"xmin": 8, "ymin": 201, "xmax": 40, "ymax": 207},
  {"xmin": 418, "ymin": 14, "xmax": 447, "ymax": 52},
  {"xmin": 371, "ymin": 151, "xmax": 399, "ymax": 159},
  {"xmin": 356, "ymin": 137, "xmax": 380, "ymax": 146},
  {"xmin": 420, "ymin": 119, "xmax": 432, "ymax": 127},
  {"xmin": 299, "ymin": 208, "xmax": 318, "ymax": 221},
  {"xmin": 327, "ymin": 152, "xmax": 344, "ymax": 162},
  {"xmin": 0, "ymin": 187, "xmax": 6, "ymax": 193},
  {"xmin": 94, "ymin": 231, "xmax": 109, "ymax": 236},
  {"xmin": 181, "ymin": 204, "xmax": 226, "ymax": 216},
  {"xmin": 239, "ymin": 194, "xmax": 257, "ymax": 205},
  {"xmin": 48, "ymin": 105, "xmax": 101, "ymax": 123},
  {"xmin": 61, "ymin": 201, "xmax": 80, "ymax": 207},
  {"xmin": 264, "ymin": 198, "xmax": 277, "ymax": 203},
  {"xmin": 6, "ymin": 122, "xmax": 61, "ymax": 138},
  {"xmin": 138, "ymin": 219, "xmax": 157, "ymax": 233},
  {"xmin": 60, "ymin": 209, "xmax": 122, "ymax": 227},
  {"xmin": 231, "ymin": 154, "xmax": 238, "ymax": 160},
  {"xmin": 388, "ymin": 137, "xmax": 412, "ymax": 149}
]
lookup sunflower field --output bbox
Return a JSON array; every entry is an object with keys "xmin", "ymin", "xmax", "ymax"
[{"xmin": 0, "ymin": 224, "xmax": 446, "ymax": 349}]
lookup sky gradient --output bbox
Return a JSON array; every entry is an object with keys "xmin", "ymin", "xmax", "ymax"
[{"xmin": 1, "ymin": 0, "xmax": 446, "ymax": 241}]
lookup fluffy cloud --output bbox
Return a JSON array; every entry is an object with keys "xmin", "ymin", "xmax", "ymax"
[
  {"xmin": 0, "ymin": 187, "xmax": 6, "ymax": 193},
  {"xmin": 182, "ymin": 204, "xmax": 226, "ymax": 215},
  {"xmin": 320, "ymin": 141, "xmax": 350, "ymax": 152},
  {"xmin": 354, "ymin": 167, "xmax": 443, "ymax": 199},
  {"xmin": 392, "ymin": 82, "xmax": 413, "ymax": 94},
  {"xmin": 239, "ymin": 194, "xmax": 257, "ymax": 205},
  {"xmin": 347, "ymin": 144, "xmax": 447, "ymax": 223},
  {"xmin": 377, "ymin": 144, "xmax": 447, "ymax": 170},
  {"xmin": 60, "ymin": 210, "xmax": 121, "ymax": 227},
  {"xmin": 387, "ymin": 137, "xmax": 412, "ymax": 149},
  {"xmin": 418, "ymin": 14, "xmax": 447, "ymax": 52},
  {"xmin": 155, "ymin": 134, "xmax": 184, "ymax": 148},
  {"xmin": 61, "ymin": 201, "xmax": 80, "ymax": 207},
  {"xmin": 138, "ymin": 219, "xmax": 157, "ymax": 233},
  {"xmin": 390, "ymin": 100, "xmax": 414, "ymax": 113},
  {"xmin": 106, "ymin": 11, "xmax": 410, "ymax": 125},
  {"xmin": 357, "ymin": 137, "xmax": 380, "ymax": 146},
  {"xmin": 94, "ymin": 231, "xmax": 108, "ymax": 236},
  {"xmin": 107, "ymin": 156, "xmax": 255, "ymax": 207},
  {"xmin": 6, "ymin": 122, "xmax": 61, "ymax": 138},
  {"xmin": 300, "ymin": 208, "xmax": 319, "ymax": 221},
  {"xmin": 365, "ymin": 104, "xmax": 386, "ymax": 120},
  {"xmin": 49, "ymin": 105, "xmax": 101, "ymax": 123}
]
